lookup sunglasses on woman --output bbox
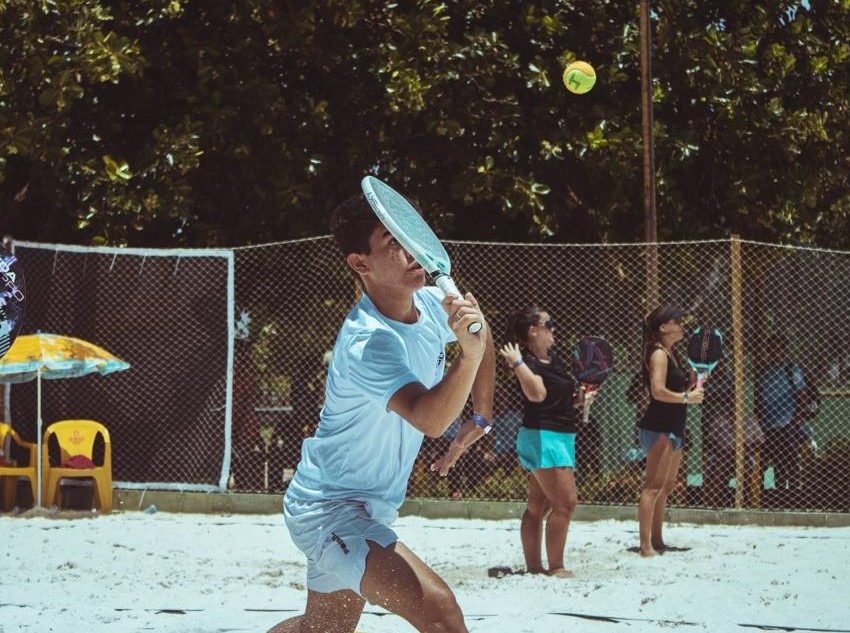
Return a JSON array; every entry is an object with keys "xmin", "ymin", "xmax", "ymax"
[{"xmin": 536, "ymin": 319, "xmax": 555, "ymax": 330}]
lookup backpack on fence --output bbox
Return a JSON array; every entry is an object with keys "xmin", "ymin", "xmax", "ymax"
[
  {"xmin": 626, "ymin": 370, "xmax": 652, "ymax": 424},
  {"xmin": 626, "ymin": 371, "xmax": 645, "ymax": 405}
]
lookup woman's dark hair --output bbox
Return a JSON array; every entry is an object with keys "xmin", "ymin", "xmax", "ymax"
[
  {"xmin": 640, "ymin": 304, "xmax": 686, "ymax": 386},
  {"xmin": 504, "ymin": 306, "xmax": 542, "ymax": 345},
  {"xmin": 330, "ymin": 193, "xmax": 381, "ymax": 256},
  {"xmin": 643, "ymin": 304, "xmax": 685, "ymax": 342}
]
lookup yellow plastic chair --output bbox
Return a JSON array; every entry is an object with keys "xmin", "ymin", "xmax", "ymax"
[
  {"xmin": 0, "ymin": 422, "xmax": 38, "ymax": 511},
  {"xmin": 42, "ymin": 419, "xmax": 112, "ymax": 512}
]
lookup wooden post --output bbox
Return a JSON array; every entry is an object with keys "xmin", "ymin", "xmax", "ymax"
[
  {"xmin": 730, "ymin": 235, "xmax": 746, "ymax": 507},
  {"xmin": 640, "ymin": 0, "xmax": 659, "ymax": 306}
]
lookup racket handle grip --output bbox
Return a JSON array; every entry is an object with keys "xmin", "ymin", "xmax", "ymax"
[
  {"xmin": 581, "ymin": 384, "xmax": 593, "ymax": 423},
  {"xmin": 696, "ymin": 374, "xmax": 705, "ymax": 390},
  {"xmin": 434, "ymin": 275, "xmax": 481, "ymax": 334}
]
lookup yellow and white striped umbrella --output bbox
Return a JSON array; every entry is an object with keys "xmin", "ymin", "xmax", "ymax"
[{"xmin": 0, "ymin": 333, "xmax": 129, "ymax": 382}]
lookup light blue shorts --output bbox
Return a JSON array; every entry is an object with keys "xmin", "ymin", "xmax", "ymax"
[
  {"xmin": 516, "ymin": 427, "xmax": 576, "ymax": 471},
  {"xmin": 639, "ymin": 429, "xmax": 685, "ymax": 453},
  {"xmin": 284, "ymin": 497, "xmax": 398, "ymax": 595}
]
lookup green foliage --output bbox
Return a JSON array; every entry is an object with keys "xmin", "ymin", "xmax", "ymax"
[
  {"xmin": 469, "ymin": 467, "xmax": 529, "ymax": 501},
  {"xmin": 408, "ymin": 459, "xmax": 452, "ymax": 498},
  {"xmin": 1, "ymin": 1, "xmax": 849, "ymax": 247},
  {"xmin": 426, "ymin": 464, "xmax": 647, "ymax": 504},
  {"xmin": 577, "ymin": 467, "xmax": 643, "ymax": 505}
]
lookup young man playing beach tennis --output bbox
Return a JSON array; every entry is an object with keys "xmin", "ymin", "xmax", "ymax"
[{"xmin": 269, "ymin": 191, "xmax": 495, "ymax": 633}]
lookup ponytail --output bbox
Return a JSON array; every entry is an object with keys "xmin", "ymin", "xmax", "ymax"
[{"xmin": 504, "ymin": 306, "xmax": 541, "ymax": 345}]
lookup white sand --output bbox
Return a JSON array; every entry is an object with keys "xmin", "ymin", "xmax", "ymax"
[{"xmin": 2, "ymin": 510, "xmax": 849, "ymax": 633}]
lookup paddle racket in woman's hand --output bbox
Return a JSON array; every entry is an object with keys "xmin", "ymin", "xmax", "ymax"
[
  {"xmin": 361, "ymin": 175, "xmax": 480, "ymax": 333},
  {"xmin": 687, "ymin": 327, "xmax": 723, "ymax": 389},
  {"xmin": 571, "ymin": 336, "xmax": 613, "ymax": 423},
  {"xmin": 0, "ymin": 245, "xmax": 25, "ymax": 361}
]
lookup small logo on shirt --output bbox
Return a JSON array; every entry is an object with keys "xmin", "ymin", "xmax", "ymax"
[
  {"xmin": 330, "ymin": 532, "xmax": 350, "ymax": 556},
  {"xmin": 434, "ymin": 351, "xmax": 446, "ymax": 381}
]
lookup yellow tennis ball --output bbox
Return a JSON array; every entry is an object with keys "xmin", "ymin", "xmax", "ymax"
[{"xmin": 562, "ymin": 61, "xmax": 596, "ymax": 95}]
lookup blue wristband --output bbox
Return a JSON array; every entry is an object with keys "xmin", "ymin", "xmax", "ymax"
[
  {"xmin": 511, "ymin": 358, "xmax": 525, "ymax": 369},
  {"xmin": 472, "ymin": 412, "xmax": 492, "ymax": 434}
]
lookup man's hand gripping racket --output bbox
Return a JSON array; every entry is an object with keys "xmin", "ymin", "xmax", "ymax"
[
  {"xmin": 687, "ymin": 326, "xmax": 723, "ymax": 389},
  {"xmin": 361, "ymin": 176, "xmax": 481, "ymax": 334},
  {"xmin": 571, "ymin": 336, "xmax": 613, "ymax": 423}
]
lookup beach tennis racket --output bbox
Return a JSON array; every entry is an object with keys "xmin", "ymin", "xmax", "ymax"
[
  {"xmin": 361, "ymin": 175, "xmax": 481, "ymax": 333},
  {"xmin": 571, "ymin": 335, "xmax": 613, "ymax": 423},
  {"xmin": 687, "ymin": 326, "xmax": 723, "ymax": 389},
  {"xmin": 0, "ymin": 245, "xmax": 26, "ymax": 361}
]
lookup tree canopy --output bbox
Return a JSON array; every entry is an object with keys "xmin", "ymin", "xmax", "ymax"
[{"xmin": 1, "ymin": 0, "xmax": 848, "ymax": 248}]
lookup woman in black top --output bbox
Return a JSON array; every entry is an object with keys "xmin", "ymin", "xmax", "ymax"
[
  {"xmin": 499, "ymin": 306, "xmax": 592, "ymax": 577},
  {"xmin": 636, "ymin": 305, "xmax": 704, "ymax": 556}
]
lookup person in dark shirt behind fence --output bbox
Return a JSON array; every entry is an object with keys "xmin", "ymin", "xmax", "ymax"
[{"xmin": 755, "ymin": 334, "xmax": 814, "ymax": 507}]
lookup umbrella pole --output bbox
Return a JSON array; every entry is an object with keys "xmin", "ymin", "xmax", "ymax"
[{"xmin": 36, "ymin": 368, "xmax": 42, "ymax": 508}]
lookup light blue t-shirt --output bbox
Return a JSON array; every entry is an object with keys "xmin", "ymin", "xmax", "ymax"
[
  {"xmin": 285, "ymin": 286, "xmax": 455, "ymax": 522},
  {"xmin": 757, "ymin": 362, "xmax": 805, "ymax": 429}
]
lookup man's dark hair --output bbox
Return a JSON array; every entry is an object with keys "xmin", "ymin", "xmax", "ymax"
[{"xmin": 330, "ymin": 193, "xmax": 381, "ymax": 256}]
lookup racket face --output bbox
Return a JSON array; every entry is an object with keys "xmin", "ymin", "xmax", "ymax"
[
  {"xmin": 0, "ymin": 245, "xmax": 26, "ymax": 361},
  {"xmin": 687, "ymin": 327, "xmax": 723, "ymax": 373},
  {"xmin": 571, "ymin": 335, "xmax": 614, "ymax": 385},
  {"xmin": 361, "ymin": 176, "xmax": 451, "ymax": 276}
]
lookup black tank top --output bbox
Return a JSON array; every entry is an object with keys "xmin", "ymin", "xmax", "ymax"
[{"xmin": 638, "ymin": 348, "xmax": 688, "ymax": 436}]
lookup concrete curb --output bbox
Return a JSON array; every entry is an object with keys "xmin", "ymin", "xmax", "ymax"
[{"xmin": 113, "ymin": 490, "xmax": 850, "ymax": 527}]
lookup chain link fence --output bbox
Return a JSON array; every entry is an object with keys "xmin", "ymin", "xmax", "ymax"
[
  {"xmin": 3, "ymin": 242, "xmax": 235, "ymax": 491},
  {"xmin": 4, "ymin": 237, "xmax": 849, "ymax": 513}
]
